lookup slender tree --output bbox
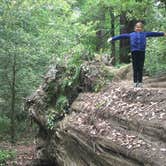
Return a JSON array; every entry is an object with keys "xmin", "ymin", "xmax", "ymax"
[{"xmin": 109, "ymin": 8, "xmax": 116, "ymax": 65}]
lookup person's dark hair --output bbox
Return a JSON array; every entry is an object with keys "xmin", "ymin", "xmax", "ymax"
[{"xmin": 135, "ymin": 22, "xmax": 144, "ymax": 28}]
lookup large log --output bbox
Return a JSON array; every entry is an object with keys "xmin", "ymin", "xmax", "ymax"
[{"xmin": 25, "ymin": 62, "xmax": 166, "ymax": 166}]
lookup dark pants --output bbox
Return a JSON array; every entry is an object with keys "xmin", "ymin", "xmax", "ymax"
[{"xmin": 131, "ymin": 51, "xmax": 145, "ymax": 83}]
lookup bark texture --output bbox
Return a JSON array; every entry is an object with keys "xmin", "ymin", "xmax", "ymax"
[{"xmin": 25, "ymin": 62, "xmax": 166, "ymax": 166}]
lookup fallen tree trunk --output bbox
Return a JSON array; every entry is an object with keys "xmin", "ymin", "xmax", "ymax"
[{"xmin": 25, "ymin": 62, "xmax": 166, "ymax": 166}]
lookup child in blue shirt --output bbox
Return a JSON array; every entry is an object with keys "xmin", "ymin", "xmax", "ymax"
[{"xmin": 108, "ymin": 22, "xmax": 166, "ymax": 88}]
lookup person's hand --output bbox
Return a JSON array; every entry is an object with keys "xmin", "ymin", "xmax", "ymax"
[
  {"xmin": 107, "ymin": 37, "xmax": 112, "ymax": 43},
  {"xmin": 164, "ymin": 33, "xmax": 166, "ymax": 36}
]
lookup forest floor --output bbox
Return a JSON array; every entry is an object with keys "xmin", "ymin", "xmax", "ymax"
[{"xmin": 0, "ymin": 136, "xmax": 36, "ymax": 166}]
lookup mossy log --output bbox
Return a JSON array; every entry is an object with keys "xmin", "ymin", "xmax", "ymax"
[{"xmin": 25, "ymin": 62, "xmax": 166, "ymax": 166}]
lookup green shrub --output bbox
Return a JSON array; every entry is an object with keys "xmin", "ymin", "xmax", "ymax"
[
  {"xmin": 47, "ymin": 95, "xmax": 69, "ymax": 129},
  {"xmin": 0, "ymin": 150, "xmax": 16, "ymax": 165},
  {"xmin": 145, "ymin": 38, "xmax": 166, "ymax": 76}
]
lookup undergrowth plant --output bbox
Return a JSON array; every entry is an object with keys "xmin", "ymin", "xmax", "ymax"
[
  {"xmin": 145, "ymin": 38, "xmax": 166, "ymax": 76},
  {"xmin": 46, "ymin": 53, "xmax": 83, "ymax": 129},
  {"xmin": 0, "ymin": 150, "xmax": 16, "ymax": 165}
]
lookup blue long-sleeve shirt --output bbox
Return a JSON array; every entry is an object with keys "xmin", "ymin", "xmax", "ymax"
[{"xmin": 112, "ymin": 32, "xmax": 164, "ymax": 52}]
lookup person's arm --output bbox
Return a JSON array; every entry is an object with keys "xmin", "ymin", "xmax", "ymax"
[
  {"xmin": 107, "ymin": 34, "xmax": 130, "ymax": 43},
  {"xmin": 146, "ymin": 32, "xmax": 165, "ymax": 37}
]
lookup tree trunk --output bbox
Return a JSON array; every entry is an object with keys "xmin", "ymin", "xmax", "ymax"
[
  {"xmin": 119, "ymin": 13, "xmax": 130, "ymax": 63},
  {"xmin": 96, "ymin": 8, "xmax": 105, "ymax": 52},
  {"xmin": 119, "ymin": 14, "xmax": 135, "ymax": 63},
  {"xmin": 25, "ymin": 63, "xmax": 166, "ymax": 166},
  {"xmin": 10, "ymin": 53, "xmax": 16, "ymax": 143},
  {"xmin": 110, "ymin": 8, "xmax": 116, "ymax": 65}
]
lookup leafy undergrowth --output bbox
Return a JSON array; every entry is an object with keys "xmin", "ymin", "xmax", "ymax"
[
  {"xmin": 0, "ymin": 138, "xmax": 36, "ymax": 166},
  {"xmin": 0, "ymin": 149, "xmax": 16, "ymax": 165}
]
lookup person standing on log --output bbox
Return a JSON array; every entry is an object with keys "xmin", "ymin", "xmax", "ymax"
[{"xmin": 107, "ymin": 22, "xmax": 166, "ymax": 88}]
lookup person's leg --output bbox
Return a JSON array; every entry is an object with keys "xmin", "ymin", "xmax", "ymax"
[
  {"xmin": 137, "ymin": 51, "xmax": 145, "ymax": 84},
  {"xmin": 132, "ymin": 51, "xmax": 139, "ymax": 86}
]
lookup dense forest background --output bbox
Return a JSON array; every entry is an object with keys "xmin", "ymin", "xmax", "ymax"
[{"xmin": 0, "ymin": 0, "xmax": 165, "ymax": 147}]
